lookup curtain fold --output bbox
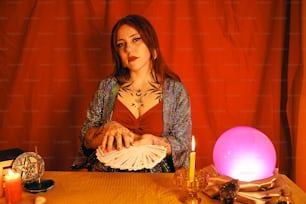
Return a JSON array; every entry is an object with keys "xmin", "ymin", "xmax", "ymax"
[
  {"xmin": 0, "ymin": 0, "xmax": 304, "ymax": 191},
  {"xmin": 293, "ymin": 0, "xmax": 306, "ymax": 191},
  {"xmin": 280, "ymin": 0, "xmax": 292, "ymax": 178}
]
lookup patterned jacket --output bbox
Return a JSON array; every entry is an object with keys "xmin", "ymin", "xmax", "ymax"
[{"xmin": 73, "ymin": 76, "xmax": 192, "ymax": 172}]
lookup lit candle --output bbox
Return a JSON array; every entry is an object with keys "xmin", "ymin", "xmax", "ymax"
[
  {"xmin": 4, "ymin": 169, "xmax": 22, "ymax": 203},
  {"xmin": 189, "ymin": 135, "xmax": 196, "ymax": 182}
]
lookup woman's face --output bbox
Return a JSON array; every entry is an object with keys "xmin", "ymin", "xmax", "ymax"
[{"xmin": 116, "ymin": 24, "xmax": 152, "ymax": 74}]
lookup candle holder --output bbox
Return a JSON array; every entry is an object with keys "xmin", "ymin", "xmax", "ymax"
[{"xmin": 174, "ymin": 169, "xmax": 207, "ymax": 204}]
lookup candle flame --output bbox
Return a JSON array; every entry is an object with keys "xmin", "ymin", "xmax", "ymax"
[
  {"xmin": 192, "ymin": 135, "xmax": 195, "ymax": 151},
  {"xmin": 8, "ymin": 168, "xmax": 14, "ymax": 176}
]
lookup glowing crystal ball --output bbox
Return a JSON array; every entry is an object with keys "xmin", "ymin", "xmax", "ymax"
[{"xmin": 213, "ymin": 126, "xmax": 276, "ymax": 182}]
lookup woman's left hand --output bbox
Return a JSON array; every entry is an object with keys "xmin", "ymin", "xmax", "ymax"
[
  {"xmin": 132, "ymin": 134, "xmax": 154, "ymax": 146},
  {"xmin": 133, "ymin": 134, "xmax": 172, "ymax": 155}
]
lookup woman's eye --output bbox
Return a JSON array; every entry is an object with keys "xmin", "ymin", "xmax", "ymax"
[
  {"xmin": 116, "ymin": 42, "xmax": 124, "ymax": 49},
  {"xmin": 133, "ymin": 37, "xmax": 141, "ymax": 42}
]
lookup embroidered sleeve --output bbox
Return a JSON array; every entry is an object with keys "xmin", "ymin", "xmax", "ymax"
[
  {"xmin": 80, "ymin": 78, "xmax": 118, "ymax": 147},
  {"xmin": 163, "ymin": 79, "xmax": 192, "ymax": 170}
]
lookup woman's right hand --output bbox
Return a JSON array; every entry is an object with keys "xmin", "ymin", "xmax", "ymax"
[
  {"xmin": 85, "ymin": 121, "xmax": 135, "ymax": 151},
  {"xmin": 101, "ymin": 121, "xmax": 135, "ymax": 151}
]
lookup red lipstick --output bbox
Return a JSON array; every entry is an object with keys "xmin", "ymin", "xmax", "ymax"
[{"xmin": 128, "ymin": 56, "xmax": 138, "ymax": 62}]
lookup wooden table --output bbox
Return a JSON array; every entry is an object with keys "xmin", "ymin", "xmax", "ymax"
[{"xmin": 1, "ymin": 171, "xmax": 305, "ymax": 204}]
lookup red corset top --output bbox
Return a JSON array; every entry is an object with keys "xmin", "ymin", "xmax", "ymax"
[{"xmin": 111, "ymin": 99, "xmax": 163, "ymax": 136}]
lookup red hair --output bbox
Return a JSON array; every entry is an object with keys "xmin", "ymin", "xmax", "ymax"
[{"xmin": 110, "ymin": 14, "xmax": 180, "ymax": 84}]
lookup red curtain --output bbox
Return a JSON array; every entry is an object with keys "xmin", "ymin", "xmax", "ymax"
[{"xmin": 1, "ymin": 0, "xmax": 304, "ymax": 190}]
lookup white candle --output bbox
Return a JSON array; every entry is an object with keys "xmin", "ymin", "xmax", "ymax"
[
  {"xmin": 189, "ymin": 135, "xmax": 196, "ymax": 182},
  {"xmin": 4, "ymin": 169, "xmax": 22, "ymax": 203}
]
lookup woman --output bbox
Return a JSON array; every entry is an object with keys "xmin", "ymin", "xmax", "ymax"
[{"xmin": 72, "ymin": 15, "xmax": 192, "ymax": 172}]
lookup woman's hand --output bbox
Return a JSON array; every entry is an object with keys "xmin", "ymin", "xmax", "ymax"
[
  {"xmin": 132, "ymin": 134, "xmax": 154, "ymax": 146},
  {"xmin": 133, "ymin": 134, "xmax": 172, "ymax": 155},
  {"xmin": 100, "ymin": 121, "xmax": 135, "ymax": 151},
  {"xmin": 85, "ymin": 125, "xmax": 171, "ymax": 155},
  {"xmin": 84, "ymin": 121, "xmax": 134, "ymax": 151}
]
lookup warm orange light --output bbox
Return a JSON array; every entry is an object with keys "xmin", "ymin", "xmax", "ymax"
[{"xmin": 191, "ymin": 135, "xmax": 195, "ymax": 151}]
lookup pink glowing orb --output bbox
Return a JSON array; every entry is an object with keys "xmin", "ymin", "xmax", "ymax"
[{"xmin": 213, "ymin": 126, "xmax": 276, "ymax": 182}]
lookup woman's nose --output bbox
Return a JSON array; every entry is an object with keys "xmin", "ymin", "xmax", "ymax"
[{"xmin": 125, "ymin": 43, "xmax": 133, "ymax": 53}]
